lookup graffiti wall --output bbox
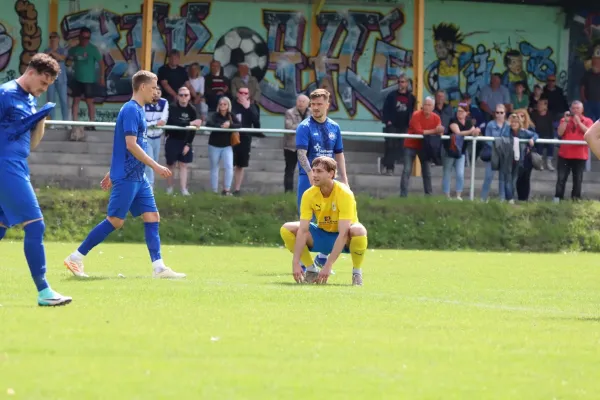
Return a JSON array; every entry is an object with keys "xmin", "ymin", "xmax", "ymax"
[
  {"xmin": 0, "ymin": 0, "xmax": 567, "ymax": 130},
  {"xmin": 423, "ymin": 2, "xmax": 566, "ymax": 106},
  {"xmin": 567, "ymin": 11, "xmax": 600, "ymax": 102}
]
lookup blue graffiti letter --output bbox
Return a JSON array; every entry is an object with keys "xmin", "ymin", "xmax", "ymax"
[{"xmin": 519, "ymin": 41, "xmax": 556, "ymax": 82}]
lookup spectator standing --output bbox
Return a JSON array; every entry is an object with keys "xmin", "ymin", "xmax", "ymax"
[
  {"xmin": 479, "ymin": 73, "xmax": 511, "ymax": 121},
  {"xmin": 68, "ymin": 27, "xmax": 105, "ymax": 130},
  {"xmin": 188, "ymin": 62, "xmax": 208, "ymax": 120},
  {"xmin": 512, "ymin": 109, "xmax": 538, "ymax": 202},
  {"xmin": 381, "ymin": 74, "xmax": 415, "ymax": 175},
  {"xmin": 283, "ymin": 95, "xmax": 311, "ymax": 192},
  {"xmin": 433, "ymin": 90, "xmax": 453, "ymax": 132},
  {"xmin": 231, "ymin": 63, "xmax": 261, "ymax": 104},
  {"xmin": 205, "ymin": 60, "xmax": 230, "ymax": 113},
  {"xmin": 511, "ymin": 81, "xmax": 529, "ymax": 111},
  {"xmin": 543, "ymin": 75, "xmax": 568, "ymax": 120},
  {"xmin": 480, "ymin": 104, "xmax": 510, "ymax": 202},
  {"xmin": 443, "ymin": 103, "xmax": 480, "ymax": 200},
  {"xmin": 144, "ymin": 87, "xmax": 169, "ymax": 189},
  {"xmin": 553, "ymin": 101, "xmax": 594, "ymax": 202},
  {"xmin": 231, "ymin": 85, "xmax": 261, "ymax": 195},
  {"xmin": 205, "ymin": 97, "xmax": 240, "ymax": 195},
  {"xmin": 531, "ymin": 98, "xmax": 555, "ymax": 171},
  {"xmin": 44, "ymin": 32, "xmax": 70, "ymax": 123},
  {"xmin": 400, "ymin": 96, "xmax": 444, "ymax": 197},
  {"xmin": 164, "ymin": 87, "xmax": 203, "ymax": 196},
  {"xmin": 529, "ymin": 84, "xmax": 542, "ymax": 114},
  {"xmin": 157, "ymin": 50, "xmax": 193, "ymax": 103}
]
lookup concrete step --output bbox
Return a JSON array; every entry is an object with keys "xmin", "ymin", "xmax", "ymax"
[{"xmin": 42, "ymin": 128, "xmax": 385, "ymax": 152}]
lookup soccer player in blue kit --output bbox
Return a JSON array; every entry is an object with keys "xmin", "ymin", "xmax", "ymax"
[
  {"xmin": 63, "ymin": 70, "xmax": 186, "ymax": 279},
  {"xmin": 295, "ymin": 88, "xmax": 349, "ymax": 271},
  {"xmin": 0, "ymin": 53, "xmax": 72, "ymax": 306}
]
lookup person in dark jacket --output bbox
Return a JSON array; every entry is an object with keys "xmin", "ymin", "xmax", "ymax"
[
  {"xmin": 205, "ymin": 96, "xmax": 241, "ymax": 195},
  {"xmin": 231, "ymin": 85, "xmax": 261, "ymax": 195},
  {"xmin": 164, "ymin": 86, "xmax": 203, "ymax": 196},
  {"xmin": 381, "ymin": 74, "xmax": 415, "ymax": 174}
]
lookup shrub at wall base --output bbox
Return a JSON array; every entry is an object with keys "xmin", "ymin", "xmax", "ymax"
[{"xmin": 4, "ymin": 190, "xmax": 600, "ymax": 253}]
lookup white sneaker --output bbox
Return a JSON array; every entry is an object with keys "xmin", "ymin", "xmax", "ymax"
[
  {"xmin": 64, "ymin": 255, "xmax": 89, "ymax": 278},
  {"xmin": 181, "ymin": 189, "xmax": 190, "ymax": 196},
  {"xmin": 456, "ymin": 195, "xmax": 463, "ymax": 201},
  {"xmin": 166, "ymin": 187, "xmax": 174, "ymax": 195},
  {"xmin": 153, "ymin": 267, "xmax": 186, "ymax": 279}
]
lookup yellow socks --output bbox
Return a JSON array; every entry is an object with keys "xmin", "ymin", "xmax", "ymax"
[
  {"xmin": 349, "ymin": 235, "xmax": 367, "ymax": 269},
  {"xmin": 280, "ymin": 226, "xmax": 314, "ymax": 266}
]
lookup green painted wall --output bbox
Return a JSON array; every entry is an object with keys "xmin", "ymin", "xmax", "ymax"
[{"xmin": 0, "ymin": 0, "xmax": 567, "ymax": 132}]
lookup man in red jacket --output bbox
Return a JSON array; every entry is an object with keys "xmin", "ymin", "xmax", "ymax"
[
  {"xmin": 400, "ymin": 96, "xmax": 444, "ymax": 197},
  {"xmin": 554, "ymin": 101, "xmax": 594, "ymax": 201}
]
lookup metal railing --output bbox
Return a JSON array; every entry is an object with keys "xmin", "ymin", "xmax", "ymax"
[{"xmin": 45, "ymin": 120, "xmax": 590, "ymax": 201}]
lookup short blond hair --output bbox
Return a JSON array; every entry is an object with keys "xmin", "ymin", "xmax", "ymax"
[
  {"xmin": 312, "ymin": 156, "xmax": 337, "ymax": 174},
  {"xmin": 310, "ymin": 88, "xmax": 330, "ymax": 103},
  {"xmin": 132, "ymin": 70, "xmax": 157, "ymax": 91}
]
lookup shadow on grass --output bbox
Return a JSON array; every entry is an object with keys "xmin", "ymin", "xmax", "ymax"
[{"xmin": 267, "ymin": 281, "xmax": 351, "ymax": 287}]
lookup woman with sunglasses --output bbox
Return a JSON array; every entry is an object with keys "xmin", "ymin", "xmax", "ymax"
[
  {"xmin": 481, "ymin": 104, "xmax": 510, "ymax": 201},
  {"xmin": 507, "ymin": 112, "xmax": 538, "ymax": 203},
  {"xmin": 443, "ymin": 103, "xmax": 480, "ymax": 200}
]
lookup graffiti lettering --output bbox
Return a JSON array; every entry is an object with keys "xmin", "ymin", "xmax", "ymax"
[
  {"xmin": 260, "ymin": 10, "xmax": 307, "ymax": 113},
  {"xmin": 314, "ymin": 9, "xmax": 409, "ymax": 117},
  {"xmin": 0, "ymin": 23, "xmax": 14, "ymax": 72},
  {"xmin": 464, "ymin": 44, "xmax": 494, "ymax": 99},
  {"xmin": 15, "ymin": 0, "xmax": 41, "ymax": 74},
  {"xmin": 260, "ymin": 8, "xmax": 410, "ymax": 118},
  {"xmin": 61, "ymin": 2, "xmax": 213, "ymax": 101},
  {"xmin": 519, "ymin": 41, "xmax": 556, "ymax": 82}
]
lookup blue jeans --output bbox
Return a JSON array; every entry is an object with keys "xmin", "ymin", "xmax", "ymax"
[
  {"xmin": 208, "ymin": 145, "xmax": 233, "ymax": 192},
  {"xmin": 46, "ymin": 77, "xmax": 70, "ymax": 121},
  {"xmin": 481, "ymin": 162, "xmax": 507, "ymax": 201},
  {"xmin": 145, "ymin": 137, "xmax": 162, "ymax": 187},
  {"xmin": 441, "ymin": 148, "xmax": 465, "ymax": 195}
]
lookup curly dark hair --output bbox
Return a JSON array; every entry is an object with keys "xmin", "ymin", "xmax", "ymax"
[{"xmin": 28, "ymin": 53, "xmax": 61, "ymax": 79}]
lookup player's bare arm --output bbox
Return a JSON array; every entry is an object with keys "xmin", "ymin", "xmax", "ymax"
[
  {"xmin": 292, "ymin": 219, "xmax": 311, "ymax": 283},
  {"xmin": 297, "ymin": 149, "xmax": 313, "ymax": 182},
  {"xmin": 585, "ymin": 119, "xmax": 600, "ymax": 159},
  {"xmin": 334, "ymin": 152, "xmax": 348, "ymax": 185},
  {"xmin": 125, "ymin": 136, "xmax": 172, "ymax": 178},
  {"xmin": 316, "ymin": 219, "xmax": 351, "ymax": 284},
  {"xmin": 29, "ymin": 118, "xmax": 47, "ymax": 150}
]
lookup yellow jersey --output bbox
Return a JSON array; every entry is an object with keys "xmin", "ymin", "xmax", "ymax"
[{"xmin": 300, "ymin": 181, "xmax": 359, "ymax": 233}]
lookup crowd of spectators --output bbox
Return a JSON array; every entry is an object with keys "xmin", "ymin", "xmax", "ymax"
[{"xmin": 41, "ymin": 27, "xmax": 600, "ymax": 200}]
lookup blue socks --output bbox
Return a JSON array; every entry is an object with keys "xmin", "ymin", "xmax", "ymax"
[
  {"xmin": 144, "ymin": 222, "xmax": 162, "ymax": 262},
  {"xmin": 0, "ymin": 226, "xmax": 6, "ymax": 241},
  {"xmin": 78, "ymin": 219, "xmax": 116, "ymax": 256},
  {"xmin": 23, "ymin": 220, "xmax": 49, "ymax": 292}
]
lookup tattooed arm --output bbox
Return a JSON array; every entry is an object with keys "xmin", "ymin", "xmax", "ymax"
[{"xmin": 297, "ymin": 149, "xmax": 313, "ymax": 183}]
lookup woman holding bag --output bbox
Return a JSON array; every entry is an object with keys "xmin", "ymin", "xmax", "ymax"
[{"xmin": 205, "ymin": 97, "xmax": 241, "ymax": 195}]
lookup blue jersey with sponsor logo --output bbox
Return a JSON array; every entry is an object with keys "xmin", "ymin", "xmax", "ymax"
[
  {"xmin": 110, "ymin": 100, "xmax": 148, "ymax": 182},
  {"xmin": 295, "ymin": 116, "xmax": 343, "ymax": 175}
]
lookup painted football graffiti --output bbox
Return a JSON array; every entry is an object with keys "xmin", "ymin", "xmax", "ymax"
[{"xmin": 213, "ymin": 27, "xmax": 269, "ymax": 81}]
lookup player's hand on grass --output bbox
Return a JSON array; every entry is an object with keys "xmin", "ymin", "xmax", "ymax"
[
  {"xmin": 153, "ymin": 164, "xmax": 172, "ymax": 178},
  {"xmin": 292, "ymin": 262, "xmax": 304, "ymax": 284},
  {"xmin": 100, "ymin": 173, "xmax": 112, "ymax": 191},
  {"xmin": 316, "ymin": 265, "xmax": 332, "ymax": 284}
]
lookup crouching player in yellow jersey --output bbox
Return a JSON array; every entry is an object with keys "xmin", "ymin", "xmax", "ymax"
[{"xmin": 280, "ymin": 156, "xmax": 368, "ymax": 285}]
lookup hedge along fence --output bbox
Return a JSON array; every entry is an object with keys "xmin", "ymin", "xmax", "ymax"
[{"xmin": 4, "ymin": 189, "xmax": 600, "ymax": 252}]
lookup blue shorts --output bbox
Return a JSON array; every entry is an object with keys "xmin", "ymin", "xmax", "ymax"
[
  {"xmin": 107, "ymin": 178, "xmax": 158, "ymax": 219},
  {"xmin": 308, "ymin": 222, "xmax": 350, "ymax": 255},
  {"xmin": 0, "ymin": 159, "xmax": 43, "ymax": 228}
]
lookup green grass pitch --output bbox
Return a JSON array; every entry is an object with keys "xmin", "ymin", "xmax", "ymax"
[{"xmin": 1, "ymin": 242, "xmax": 600, "ymax": 399}]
